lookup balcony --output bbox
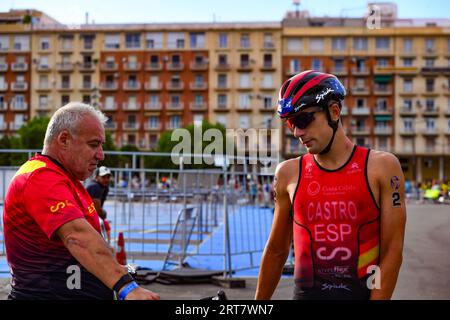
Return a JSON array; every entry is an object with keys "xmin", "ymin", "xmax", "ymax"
[
  {"xmin": 36, "ymin": 82, "xmax": 52, "ymax": 91},
  {"xmin": 58, "ymin": 82, "xmax": 73, "ymax": 91},
  {"xmin": 56, "ymin": 62, "xmax": 74, "ymax": 72},
  {"xmin": 421, "ymin": 128, "xmax": 439, "ymax": 136},
  {"xmin": 144, "ymin": 102, "xmax": 162, "ymax": 110},
  {"xmin": 100, "ymin": 103, "xmax": 118, "ymax": 111},
  {"xmin": 79, "ymin": 62, "xmax": 95, "ymax": 72},
  {"xmin": 351, "ymin": 87, "xmax": 370, "ymax": 95},
  {"xmin": 399, "ymin": 128, "xmax": 416, "ymax": 136},
  {"xmin": 37, "ymin": 103, "xmax": 51, "ymax": 111},
  {"xmin": 167, "ymin": 62, "xmax": 184, "ymax": 71},
  {"xmin": 80, "ymin": 82, "xmax": 94, "ymax": 91},
  {"xmin": 123, "ymin": 122, "xmax": 140, "ymax": 130},
  {"xmin": 166, "ymin": 102, "xmax": 184, "ymax": 110},
  {"xmin": 100, "ymin": 62, "xmax": 118, "ymax": 71},
  {"xmin": 215, "ymin": 63, "xmax": 231, "ymax": 71},
  {"xmin": 260, "ymin": 62, "xmax": 276, "ymax": 71},
  {"xmin": 352, "ymin": 67, "xmax": 370, "ymax": 75},
  {"xmin": 331, "ymin": 68, "xmax": 348, "ymax": 76},
  {"xmin": 12, "ymin": 82, "xmax": 28, "ymax": 91},
  {"xmin": 374, "ymin": 107, "xmax": 393, "ymax": 115},
  {"xmin": 10, "ymin": 102, "xmax": 28, "ymax": 111},
  {"xmin": 123, "ymin": 62, "xmax": 141, "ymax": 71},
  {"xmin": 260, "ymin": 83, "xmax": 277, "ymax": 90},
  {"xmin": 144, "ymin": 123, "xmax": 161, "ymax": 131},
  {"xmin": 122, "ymin": 103, "xmax": 141, "ymax": 111},
  {"xmin": 104, "ymin": 122, "xmax": 118, "ymax": 130},
  {"xmin": 374, "ymin": 127, "xmax": 393, "ymax": 135},
  {"xmin": 190, "ymin": 61, "xmax": 208, "ymax": 70},
  {"xmin": 422, "ymin": 106, "xmax": 439, "ymax": 117},
  {"xmin": 216, "ymin": 83, "xmax": 229, "ymax": 90},
  {"xmin": 237, "ymin": 62, "xmax": 252, "ymax": 71},
  {"xmin": 11, "ymin": 62, "xmax": 28, "ymax": 71},
  {"xmin": 351, "ymin": 107, "xmax": 370, "ymax": 116},
  {"xmin": 399, "ymin": 106, "xmax": 417, "ymax": 116},
  {"xmin": 145, "ymin": 82, "xmax": 163, "ymax": 91},
  {"xmin": 123, "ymin": 81, "xmax": 141, "ymax": 91},
  {"xmin": 166, "ymin": 82, "xmax": 184, "ymax": 91},
  {"xmin": 9, "ymin": 122, "xmax": 24, "ymax": 131},
  {"xmin": 351, "ymin": 127, "xmax": 370, "ymax": 135},
  {"xmin": 0, "ymin": 83, "xmax": 8, "ymax": 91},
  {"xmin": 340, "ymin": 106, "xmax": 349, "ymax": 116},
  {"xmin": 189, "ymin": 81, "xmax": 207, "ymax": 91},
  {"xmin": 0, "ymin": 62, "xmax": 8, "ymax": 72},
  {"xmin": 36, "ymin": 64, "xmax": 51, "ymax": 72},
  {"xmin": 423, "ymin": 48, "xmax": 437, "ymax": 57},
  {"xmin": 373, "ymin": 85, "xmax": 393, "ymax": 95},
  {"xmin": 58, "ymin": 44, "xmax": 73, "ymax": 52},
  {"xmin": 145, "ymin": 62, "xmax": 163, "ymax": 71},
  {"xmin": 286, "ymin": 69, "xmax": 301, "ymax": 77},
  {"xmin": 259, "ymin": 105, "xmax": 274, "ymax": 112},
  {"xmin": 0, "ymin": 122, "xmax": 7, "ymax": 130},
  {"xmin": 214, "ymin": 105, "xmax": 230, "ymax": 112},
  {"xmin": 189, "ymin": 102, "xmax": 207, "ymax": 111},
  {"xmin": 374, "ymin": 66, "xmax": 395, "ymax": 74},
  {"xmin": 100, "ymin": 82, "xmax": 118, "ymax": 91},
  {"xmin": 0, "ymin": 102, "xmax": 7, "ymax": 111},
  {"xmin": 236, "ymin": 106, "xmax": 252, "ymax": 112}
]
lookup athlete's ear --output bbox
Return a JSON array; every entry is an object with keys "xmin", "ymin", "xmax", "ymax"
[
  {"xmin": 56, "ymin": 130, "xmax": 71, "ymax": 149},
  {"xmin": 328, "ymin": 102, "xmax": 341, "ymax": 122}
]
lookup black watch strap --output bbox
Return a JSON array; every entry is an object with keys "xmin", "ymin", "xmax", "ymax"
[{"xmin": 113, "ymin": 274, "xmax": 134, "ymax": 293}]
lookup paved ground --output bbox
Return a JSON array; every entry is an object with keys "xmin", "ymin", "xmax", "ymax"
[{"xmin": 1, "ymin": 203, "xmax": 449, "ymax": 300}]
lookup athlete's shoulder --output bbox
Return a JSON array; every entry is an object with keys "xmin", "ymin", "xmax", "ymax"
[
  {"xmin": 367, "ymin": 149, "xmax": 402, "ymax": 174},
  {"xmin": 275, "ymin": 157, "xmax": 301, "ymax": 176}
]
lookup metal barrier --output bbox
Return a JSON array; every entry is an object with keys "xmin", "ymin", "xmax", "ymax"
[{"xmin": 0, "ymin": 149, "xmax": 276, "ymax": 277}]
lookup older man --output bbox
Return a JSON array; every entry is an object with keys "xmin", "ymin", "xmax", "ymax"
[{"xmin": 3, "ymin": 102, "xmax": 159, "ymax": 300}]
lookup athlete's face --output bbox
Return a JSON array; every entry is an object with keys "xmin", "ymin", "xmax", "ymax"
[
  {"xmin": 65, "ymin": 115, "xmax": 105, "ymax": 180},
  {"xmin": 291, "ymin": 106, "xmax": 335, "ymax": 154}
]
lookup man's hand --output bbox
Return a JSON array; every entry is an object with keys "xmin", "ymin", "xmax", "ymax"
[{"xmin": 125, "ymin": 287, "xmax": 160, "ymax": 300}]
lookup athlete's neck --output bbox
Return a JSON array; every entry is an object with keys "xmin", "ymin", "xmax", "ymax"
[{"xmin": 313, "ymin": 129, "xmax": 354, "ymax": 170}]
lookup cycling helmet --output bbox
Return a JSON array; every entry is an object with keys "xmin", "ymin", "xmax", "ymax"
[{"xmin": 277, "ymin": 70, "xmax": 347, "ymax": 155}]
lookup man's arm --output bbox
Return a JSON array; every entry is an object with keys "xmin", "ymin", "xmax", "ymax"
[
  {"xmin": 57, "ymin": 218, "xmax": 160, "ymax": 300},
  {"xmin": 255, "ymin": 161, "xmax": 294, "ymax": 300},
  {"xmin": 370, "ymin": 153, "xmax": 406, "ymax": 300},
  {"xmin": 92, "ymin": 198, "xmax": 106, "ymax": 219}
]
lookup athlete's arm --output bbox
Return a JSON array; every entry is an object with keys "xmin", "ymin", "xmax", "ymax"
[
  {"xmin": 370, "ymin": 153, "xmax": 406, "ymax": 300},
  {"xmin": 255, "ymin": 161, "xmax": 294, "ymax": 300},
  {"xmin": 57, "ymin": 218, "xmax": 160, "ymax": 300}
]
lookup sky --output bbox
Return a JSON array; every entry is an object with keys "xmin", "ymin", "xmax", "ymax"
[{"xmin": 1, "ymin": 0, "xmax": 448, "ymax": 24}]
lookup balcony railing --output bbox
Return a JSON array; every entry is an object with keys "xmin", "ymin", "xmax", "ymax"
[
  {"xmin": 104, "ymin": 122, "xmax": 118, "ymax": 130},
  {"xmin": 0, "ymin": 63, "xmax": 8, "ymax": 71},
  {"xmin": 400, "ymin": 128, "xmax": 416, "ymax": 135},
  {"xmin": 145, "ymin": 82, "xmax": 163, "ymax": 91},
  {"xmin": 122, "ymin": 103, "xmax": 141, "ymax": 110},
  {"xmin": 144, "ymin": 102, "xmax": 162, "ymax": 110},
  {"xmin": 100, "ymin": 82, "xmax": 119, "ymax": 90},
  {"xmin": 144, "ymin": 123, "xmax": 161, "ymax": 130},
  {"xmin": 352, "ymin": 67, "xmax": 370, "ymax": 75},
  {"xmin": 351, "ymin": 87, "xmax": 370, "ymax": 95},
  {"xmin": 374, "ymin": 107, "xmax": 393, "ymax": 115},
  {"xmin": 166, "ymin": 82, "xmax": 184, "ymax": 91},
  {"xmin": 123, "ymin": 62, "xmax": 141, "ymax": 71},
  {"xmin": 190, "ymin": 61, "xmax": 208, "ymax": 70},
  {"xmin": 166, "ymin": 102, "xmax": 184, "ymax": 110},
  {"xmin": 11, "ymin": 62, "xmax": 28, "ymax": 71},
  {"xmin": 422, "ymin": 106, "xmax": 439, "ymax": 116},
  {"xmin": 123, "ymin": 81, "xmax": 141, "ymax": 91},
  {"xmin": 79, "ymin": 62, "xmax": 95, "ymax": 71},
  {"xmin": 11, "ymin": 82, "xmax": 28, "ymax": 91},
  {"xmin": 399, "ymin": 106, "xmax": 417, "ymax": 116},
  {"xmin": 100, "ymin": 103, "xmax": 118, "ymax": 111},
  {"xmin": 237, "ymin": 62, "xmax": 252, "ymax": 71},
  {"xmin": 351, "ymin": 107, "xmax": 370, "ymax": 115},
  {"xmin": 36, "ymin": 64, "xmax": 51, "ymax": 72},
  {"xmin": 100, "ymin": 62, "xmax": 118, "ymax": 71},
  {"xmin": 167, "ymin": 62, "xmax": 184, "ymax": 71},
  {"xmin": 0, "ymin": 83, "xmax": 8, "ymax": 91},
  {"xmin": 189, "ymin": 82, "xmax": 207, "ymax": 90},
  {"xmin": 80, "ymin": 82, "xmax": 94, "ymax": 90},
  {"xmin": 421, "ymin": 128, "xmax": 439, "ymax": 135},
  {"xmin": 189, "ymin": 102, "xmax": 207, "ymax": 111},
  {"xmin": 0, "ymin": 102, "xmax": 7, "ymax": 111},
  {"xmin": 10, "ymin": 102, "xmax": 28, "ymax": 111},
  {"xmin": 123, "ymin": 122, "xmax": 140, "ymax": 130},
  {"xmin": 331, "ymin": 68, "xmax": 348, "ymax": 76},
  {"xmin": 56, "ymin": 62, "xmax": 74, "ymax": 72},
  {"xmin": 215, "ymin": 63, "xmax": 231, "ymax": 71},
  {"xmin": 58, "ymin": 82, "xmax": 73, "ymax": 91},
  {"xmin": 145, "ymin": 62, "xmax": 163, "ymax": 71},
  {"xmin": 374, "ymin": 127, "xmax": 393, "ymax": 135},
  {"xmin": 10, "ymin": 122, "xmax": 24, "ymax": 131},
  {"xmin": 373, "ymin": 85, "xmax": 393, "ymax": 95},
  {"xmin": 352, "ymin": 127, "xmax": 370, "ymax": 135}
]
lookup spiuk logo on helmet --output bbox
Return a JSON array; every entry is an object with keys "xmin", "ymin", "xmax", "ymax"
[{"xmin": 277, "ymin": 98, "xmax": 293, "ymax": 117}]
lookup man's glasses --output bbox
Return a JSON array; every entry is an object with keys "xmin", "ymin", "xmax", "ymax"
[{"xmin": 286, "ymin": 108, "xmax": 323, "ymax": 131}]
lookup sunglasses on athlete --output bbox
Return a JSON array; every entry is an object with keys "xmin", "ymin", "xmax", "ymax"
[{"xmin": 286, "ymin": 107, "xmax": 323, "ymax": 131}]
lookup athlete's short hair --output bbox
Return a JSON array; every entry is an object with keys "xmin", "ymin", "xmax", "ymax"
[{"xmin": 43, "ymin": 102, "xmax": 107, "ymax": 148}]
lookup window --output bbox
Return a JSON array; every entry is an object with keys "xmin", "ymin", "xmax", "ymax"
[
  {"xmin": 377, "ymin": 98, "xmax": 387, "ymax": 110},
  {"xmin": 426, "ymin": 78, "xmax": 434, "ymax": 92},
  {"xmin": 148, "ymin": 116, "xmax": 159, "ymax": 129},
  {"xmin": 425, "ymin": 118, "xmax": 435, "ymax": 131},
  {"xmin": 125, "ymin": 33, "xmax": 140, "ymax": 48},
  {"xmin": 239, "ymin": 94, "xmax": 250, "ymax": 108},
  {"xmin": 376, "ymin": 58, "xmax": 388, "ymax": 67},
  {"xmin": 61, "ymin": 75, "xmax": 70, "ymax": 89},
  {"xmin": 239, "ymin": 74, "xmax": 251, "ymax": 88},
  {"xmin": 263, "ymin": 96, "xmax": 273, "ymax": 109},
  {"xmin": 334, "ymin": 59, "xmax": 344, "ymax": 71},
  {"xmin": 403, "ymin": 99, "xmax": 412, "ymax": 110},
  {"xmin": 310, "ymin": 38, "xmax": 324, "ymax": 52},
  {"xmin": 194, "ymin": 94, "xmax": 203, "ymax": 105},
  {"xmin": 219, "ymin": 33, "xmax": 228, "ymax": 48},
  {"xmin": 312, "ymin": 59, "xmax": 322, "ymax": 71},
  {"xmin": 190, "ymin": 32, "xmax": 205, "ymax": 48},
  {"xmin": 39, "ymin": 56, "xmax": 49, "ymax": 68},
  {"xmin": 40, "ymin": 36, "xmax": 50, "ymax": 50},
  {"xmin": 263, "ymin": 54, "xmax": 273, "ymax": 68},
  {"xmin": 127, "ymin": 95, "xmax": 137, "ymax": 108},
  {"xmin": 169, "ymin": 115, "xmax": 181, "ymax": 129},
  {"xmin": 376, "ymin": 37, "xmax": 390, "ymax": 50},
  {"xmin": 82, "ymin": 35, "xmax": 94, "ymax": 50},
  {"xmin": 82, "ymin": 95, "xmax": 91, "ymax": 104},
  {"xmin": 240, "ymin": 54, "xmax": 250, "ymax": 67},
  {"xmin": 0, "ymin": 36, "xmax": 9, "ymax": 50},
  {"xmin": 105, "ymin": 34, "xmax": 120, "ymax": 49},
  {"xmin": 332, "ymin": 38, "xmax": 346, "ymax": 51},
  {"xmin": 39, "ymin": 95, "xmax": 48, "ymax": 108},
  {"xmin": 353, "ymin": 37, "xmax": 368, "ymax": 51},
  {"xmin": 218, "ymin": 54, "xmax": 228, "ymax": 66},
  {"xmin": 217, "ymin": 94, "xmax": 227, "ymax": 108},
  {"xmin": 13, "ymin": 36, "xmax": 30, "ymax": 51},
  {"xmin": 262, "ymin": 74, "xmax": 273, "ymax": 88},
  {"xmin": 403, "ymin": 118, "xmax": 414, "ymax": 131},
  {"xmin": 168, "ymin": 32, "xmax": 185, "ymax": 49},
  {"xmin": 425, "ymin": 99, "xmax": 435, "ymax": 111},
  {"xmin": 290, "ymin": 59, "xmax": 300, "ymax": 73},
  {"xmin": 425, "ymin": 58, "xmax": 435, "ymax": 67},
  {"xmin": 239, "ymin": 115, "xmax": 250, "ymax": 129},
  {"xmin": 146, "ymin": 33, "xmax": 163, "ymax": 49},
  {"xmin": 105, "ymin": 96, "xmax": 115, "ymax": 109},
  {"xmin": 218, "ymin": 74, "xmax": 227, "ymax": 88},
  {"xmin": 403, "ymin": 38, "xmax": 413, "ymax": 52},
  {"xmin": 356, "ymin": 98, "xmax": 365, "ymax": 108},
  {"xmin": 287, "ymin": 38, "xmax": 302, "ymax": 52},
  {"xmin": 263, "ymin": 33, "xmax": 274, "ymax": 48},
  {"xmin": 425, "ymin": 38, "xmax": 435, "ymax": 52},
  {"xmin": 216, "ymin": 115, "xmax": 227, "ymax": 126},
  {"xmin": 403, "ymin": 58, "xmax": 413, "ymax": 67},
  {"xmin": 61, "ymin": 95, "xmax": 70, "ymax": 105},
  {"xmin": 39, "ymin": 75, "xmax": 49, "ymax": 88},
  {"xmin": 240, "ymin": 34, "xmax": 250, "ymax": 48},
  {"xmin": 403, "ymin": 79, "xmax": 413, "ymax": 92},
  {"xmin": 194, "ymin": 74, "xmax": 204, "ymax": 85}
]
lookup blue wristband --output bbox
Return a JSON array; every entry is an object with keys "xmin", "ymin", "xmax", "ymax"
[{"xmin": 118, "ymin": 281, "xmax": 139, "ymax": 300}]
